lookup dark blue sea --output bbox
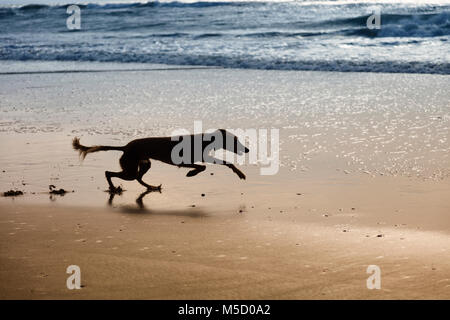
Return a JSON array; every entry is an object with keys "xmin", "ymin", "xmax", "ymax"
[{"xmin": 0, "ymin": 1, "xmax": 449, "ymax": 74}]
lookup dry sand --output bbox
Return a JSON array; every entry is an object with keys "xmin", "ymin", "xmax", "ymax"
[{"xmin": 0, "ymin": 63, "xmax": 449, "ymax": 299}]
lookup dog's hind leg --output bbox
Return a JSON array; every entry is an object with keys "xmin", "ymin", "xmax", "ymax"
[
  {"xmin": 105, "ymin": 170, "xmax": 137, "ymax": 192},
  {"xmin": 136, "ymin": 160, "xmax": 161, "ymax": 191},
  {"xmin": 178, "ymin": 164, "xmax": 206, "ymax": 177},
  {"xmin": 105, "ymin": 171, "xmax": 119, "ymax": 191},
  {"xmin": 105, "ymin": 155, "xmax": 139, "ymax": 192}
]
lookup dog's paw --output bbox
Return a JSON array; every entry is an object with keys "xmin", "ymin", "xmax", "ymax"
[
  {"xmin": 232, "ymin": 169, "xmax": 246, "ymax": 180},
  {"xmin": 108, "ymin": 186, "xmax": 123, "ymax": 195}
]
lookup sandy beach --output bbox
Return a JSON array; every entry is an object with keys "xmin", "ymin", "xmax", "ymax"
[
  {"xmin": 1, "ymin": 200, "xmax": 450, "ymax": 300},
  {"xmin": 1, "ymin": 63, "xmax": 449, "ymax": 299}
]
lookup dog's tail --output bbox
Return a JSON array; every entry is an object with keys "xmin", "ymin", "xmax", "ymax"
[{"xmin": 72, "ymin": 137, "xmax": 125, "ymax": 160}]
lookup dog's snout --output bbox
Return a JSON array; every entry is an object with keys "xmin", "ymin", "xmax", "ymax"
[{"xmin": 244, "ymin": 147, "xmax": 250, "ymax": 153}]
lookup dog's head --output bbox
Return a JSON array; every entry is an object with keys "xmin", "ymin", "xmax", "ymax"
[{"xmin": 217, "ymin": 129, "xmax": 250, "ymax": 155}]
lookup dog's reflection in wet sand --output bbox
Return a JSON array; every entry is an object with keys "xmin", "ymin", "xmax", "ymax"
[
  {"xmin": 107, "ymin": 189, "xmax": 207, "ymax": 218},
  {"xmin": 107, "ymin": 188, "xmax": 161, "ymax": 209},
  {"xmin": 135, "ymin": 189, "xmax": 160, "ymax": 209}
]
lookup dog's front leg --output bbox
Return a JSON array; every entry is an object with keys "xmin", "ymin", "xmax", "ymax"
[
  {"xmin": 206, "ymin": 158, "xmax": 246, "ymax": 180},
  {"xmin": 177, "ymin": 164, "xmax": 206, "ymax": 177},
  {"xmin": 225, "ymin": 163, "xmax": 246, "ymax": 180}
]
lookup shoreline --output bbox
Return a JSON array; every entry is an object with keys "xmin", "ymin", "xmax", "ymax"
[{"xmin": 1, "ymin": 60, "xmax": 450, "ymax": 76}]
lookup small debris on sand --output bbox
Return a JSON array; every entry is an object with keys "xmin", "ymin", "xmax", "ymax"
[
  {"xmin": 49, "ymin": 185, "xmax": 74, "ymax": 195},
  {"xmin": 190, "ymin": 204, "xmax": 196, "ymax": 207},
  {"xmin": 296, "ymin": 193, "xmax": 302, "ymax": 195},
  {"xmin": 201, "ymin": 193, "xmax": 205, "ymax": 197},
  {"xmin": 3, "ymin": 190, "xmax": 24, "ymax": 197},
  {"xmin": 376, "ymin": 234, "xmax": 384, "ymax": 238}
]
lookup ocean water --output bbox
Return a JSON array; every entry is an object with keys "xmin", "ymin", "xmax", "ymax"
[{"xmin": 0, "ymin": 0, "xmax": 449, "ymax": 74}]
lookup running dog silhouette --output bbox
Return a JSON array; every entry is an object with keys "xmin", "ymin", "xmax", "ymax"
[{"xmin": 73, "ymin": 129, "xmax": 249, "ymax": 193}]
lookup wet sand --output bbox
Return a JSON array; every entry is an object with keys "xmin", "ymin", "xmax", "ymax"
[
  {"xmin": 0, "ymin": 63, "xmax": 449, "ymax": 299},
  {"xmin": 1, "ymin": 201, "xmax": 450, "ymax": 299}
]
